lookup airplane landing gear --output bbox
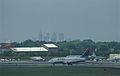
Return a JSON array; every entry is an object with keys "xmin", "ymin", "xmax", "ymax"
[{"xmin": 67, "ymin": 63, "xmax": 72, "ymax": 65}]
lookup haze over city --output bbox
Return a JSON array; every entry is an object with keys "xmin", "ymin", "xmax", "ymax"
[{"xmin": 0, "ymin": 0, "xmax": 120, "ymax": 42}]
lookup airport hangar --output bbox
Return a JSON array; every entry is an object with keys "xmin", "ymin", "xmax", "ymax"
[{"xmin": 10, "ymin": 44, "xmax": 58, "ymax": 56}]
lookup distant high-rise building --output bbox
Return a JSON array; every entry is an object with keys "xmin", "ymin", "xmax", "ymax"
[
  {"xmin": 51, "ymin": 32, "xmax": 57, "ymax": 42},
  {"xmin": 43, "ymin": 36, "xmax": 47, "ymax": 42},
  {"xmin": 58, "ymin": 33, "xmax": 64, "ymax": 42},
  {"xmin": 38, "ymin": 32, "xmax": 42, "ymax": 41},
  {"xmin": 44, "ymin": 33, "xmax": 50, "ymax": 42}
]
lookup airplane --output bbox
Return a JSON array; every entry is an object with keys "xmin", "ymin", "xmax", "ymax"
[{"xmin": 48, "ymin": 48, "xmax": 95, "ymax": 65}]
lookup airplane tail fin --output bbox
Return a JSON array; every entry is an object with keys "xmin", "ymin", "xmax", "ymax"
[{"xmin": 81, "ymin": 48, "xmax": 91, "ymax": 57}]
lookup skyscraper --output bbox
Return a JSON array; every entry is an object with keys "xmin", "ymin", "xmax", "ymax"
[
  {"xmin": 51, "ymin": 32, "xmax": 57, "ymax": 42},
  {"xmin": 44, "ymin": 32, "xmax": 50, "ymax": 42},
  {"xmin": 38, "ymin": 31, "xmax": 42, "ymax": 41}
]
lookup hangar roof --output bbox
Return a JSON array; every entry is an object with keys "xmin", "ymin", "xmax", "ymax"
[
  {"xmin": 11, "ymin": 47, "xmax": 48, "ymax": 52},
  {"xmin": 43, "ymin": 44, "xmax": 58, "ymax": 48}
]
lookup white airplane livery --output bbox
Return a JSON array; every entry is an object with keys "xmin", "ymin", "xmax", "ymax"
[{"xmin": 48, "ymin": 48, "xmax": 95, "ymax": 65}]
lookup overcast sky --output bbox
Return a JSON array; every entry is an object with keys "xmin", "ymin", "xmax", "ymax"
[{"xmin": 0, "ymin": 0, "xmax": 120, "ymax": 42}]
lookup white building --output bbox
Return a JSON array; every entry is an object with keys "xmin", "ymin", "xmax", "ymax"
[
  {"xmin": 109, "ymin": 54, "xmax": 120, "ymax": 59},
  {"xmin": 10, "ymin": 44, "xmax": 58, "ymax": 56},
  {"xmin": 11, "ymin": 44, "xmax": 58, "ymax": 52},
  {"xmin": 11, "ymin": 47, "xmax": 48, "ymax": 52},
  {"xmin": 43, "ymin": 44, "xmax": 58, "ymax": 49}
]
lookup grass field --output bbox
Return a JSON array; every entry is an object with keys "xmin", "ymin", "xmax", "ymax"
[{"xmin": 0, "ymin": 66, "xmax": 120, "ymax": 76}]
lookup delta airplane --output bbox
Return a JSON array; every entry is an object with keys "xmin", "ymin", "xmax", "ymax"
[{"xmin": 48, "ymin": 48, "xmax": 95, "ymax": 65}]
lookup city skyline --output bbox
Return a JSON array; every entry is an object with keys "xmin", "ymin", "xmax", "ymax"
[
  {"xmin": 0, "ymin": 0, "xmax": 120, "ymax": 42},
  {"xmin": 38, "ymin": 32, "xmax": 65, "ymax": 42}
]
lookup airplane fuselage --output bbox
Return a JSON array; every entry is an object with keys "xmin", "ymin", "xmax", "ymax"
[
  {"xmin": 48, "ymin": 56, "xmax": 86, "ymax": 65},
  {"xmin": 48, "ymin": 48, "xmax": 94, "ymax": 65}
]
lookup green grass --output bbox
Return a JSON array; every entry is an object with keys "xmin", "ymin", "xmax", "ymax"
[{"xmin": 0, "ymin": 66, "xmax": 120, "ymax": 76}]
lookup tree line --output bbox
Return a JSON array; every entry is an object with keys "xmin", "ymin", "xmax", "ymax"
[{"xmin": 1, "ymin": 39, "xmax": 120, "ymax": 57}]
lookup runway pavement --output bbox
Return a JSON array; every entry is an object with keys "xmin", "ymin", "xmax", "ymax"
[{"xmin": 1, "ymin": 60, "xmax": 120, "ymax": 68}]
